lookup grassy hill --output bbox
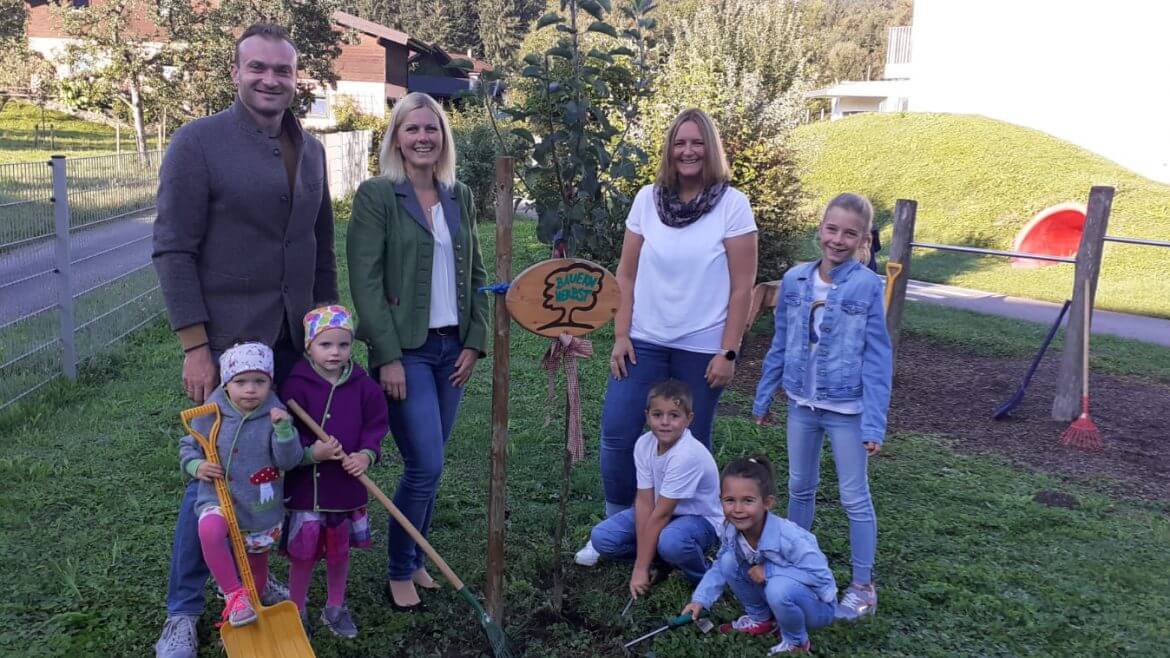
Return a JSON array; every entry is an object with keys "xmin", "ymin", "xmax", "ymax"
[
  {"xmin": 0, "ymin": 101, "xmax": 158, "ymax": 164},
  {"xmin": 791, "ymin": 113, "xmax": 1170, "ymax": 318}
]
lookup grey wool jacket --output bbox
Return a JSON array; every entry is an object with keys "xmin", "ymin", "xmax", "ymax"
[
  {"xmin": 152, "ymin": 99, "xmax": 338, "ymax": 352},
  {"xmin": 178, "ymin": 387, "xmax": 303, "ymax": 532}
]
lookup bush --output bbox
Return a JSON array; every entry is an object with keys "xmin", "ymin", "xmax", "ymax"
[{"xmin": 449, "ymin": 106, "xmax": 501, "ymax": 221}]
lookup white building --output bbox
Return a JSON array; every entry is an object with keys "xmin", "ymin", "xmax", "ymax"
[{"xmin": 809, "ymin": 1, "xmax": 1170, "ymax": 183}]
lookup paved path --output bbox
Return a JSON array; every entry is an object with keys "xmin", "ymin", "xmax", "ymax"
[
  {"xmin": 0, "ymin": 213, "xmax": 155, "ymax": 321},
  {"xmin": 903, "ymin": 279, "xmax": 1170, "ymax": 347}
]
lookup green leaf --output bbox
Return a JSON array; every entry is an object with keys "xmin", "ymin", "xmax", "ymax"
[
  {"xmin": 608, "ymin": 46, "xmax": 636, "ymax": 57},
  {"xmin": 578, "ymin": 0, "xmax": 604, "ymax": 21},
  {"xmin": 520, "ymin": 65, "xmax": 543, "ymax": 78},
  {"xmin": 523, "ymin": 53, "xmax": 544, "ymax": 66},
  {"xmin": 536, "ymin": 12, "xmax": 564, "ymax": 29},
  {"xmin": 586, "ymin": 21, "xmax": 618, "ymax": 38},
  {"xmin": 510, "ymin": 127, "xmax": 536, "ymax": 143},
  {"xmin": 547, "ymin": 46, "xmax": 573, "ymax": 60}
]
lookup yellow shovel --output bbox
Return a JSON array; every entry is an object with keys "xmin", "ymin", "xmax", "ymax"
[
  {"xmin": 180, "ymin": 404, "xmax": 315, "ymax": 658},
  {"xmin": 884, "ymin": 262, "xmax": 904, "ymax": 313}
]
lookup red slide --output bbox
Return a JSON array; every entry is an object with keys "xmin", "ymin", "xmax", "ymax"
[{"xmin": 1011, "ymin": 203, "xmax": 1085, "ymax": 268}]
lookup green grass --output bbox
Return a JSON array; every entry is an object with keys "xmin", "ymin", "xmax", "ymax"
[
  {"xmin": 900, "ymin": 303, "xmax": 1170, "ymax": 385},
  {"xmin": 2, "ymin": 217, "xmax": 1170, "ymax": 656},
  {"xmin": 0, "ymin": 101, "xmax": 159, "ymax": 164},
  {"xmin": 792, "ymin": 113, "xmax": 1170, "ymax": 318}
]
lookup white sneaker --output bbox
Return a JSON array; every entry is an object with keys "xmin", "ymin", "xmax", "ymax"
[{"xmin": 574, "ymin": 540, "xmax": 600, "ymax": 566}]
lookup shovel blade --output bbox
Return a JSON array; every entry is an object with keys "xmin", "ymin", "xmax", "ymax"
[{"xmin": 221, "ymin": 601, "xmax": 314, "ymax": 658}]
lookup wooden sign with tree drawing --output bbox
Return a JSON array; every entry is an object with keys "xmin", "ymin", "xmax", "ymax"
[{"xmin": 505, "ymin": 258, "xmax": 620, "ymax": 338}]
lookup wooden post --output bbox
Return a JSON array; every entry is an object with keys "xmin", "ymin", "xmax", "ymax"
[
  {"xmin": 1052, "ymin": 186, "xmax": 1113, "ymax": 421},
  {"xmin": 485, "ymin": 156, "xmax": 515, "ymax": 623},
  {"xmin": 885, "ymin": 199, "xmax": 917, "ymax": 355}
]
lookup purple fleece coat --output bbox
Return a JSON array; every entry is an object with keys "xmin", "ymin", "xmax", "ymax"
[{"xmin": 280, "ymin": 359, "xmax": 388, "ymax": 512}]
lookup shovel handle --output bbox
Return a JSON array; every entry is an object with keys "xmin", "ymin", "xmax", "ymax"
[
  {"xmin": 286, "ymin": 399, "xmax": 466, "ymax": 591},
  {"xmin": 669, "ymin": 608, "xmax": 710, "ymax": 627}
]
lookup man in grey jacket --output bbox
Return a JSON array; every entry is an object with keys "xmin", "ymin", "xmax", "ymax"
[{"xmin": 151, "ymin": 23, "xmax": 337, "ymax": 658}]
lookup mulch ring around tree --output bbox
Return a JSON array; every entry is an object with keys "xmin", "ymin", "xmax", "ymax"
[{"xmin": 733, "ymin": 332, "xmax": 1170, "ymax": 506}]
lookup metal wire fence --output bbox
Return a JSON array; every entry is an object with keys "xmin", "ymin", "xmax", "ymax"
[{"xmin": 0, "ymin": 152, "xmax": 163, "ymax": 411}]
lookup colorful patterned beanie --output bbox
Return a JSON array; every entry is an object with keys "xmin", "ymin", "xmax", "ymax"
[
  {"xmin": 303, "ymin": 304, "xmax": 355, "ymax": 349},
  {"xmin": 219, "ymin": 342, "xmax": 274, "ymax": 385}
]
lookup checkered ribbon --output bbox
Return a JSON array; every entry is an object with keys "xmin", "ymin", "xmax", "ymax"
[{"xmin": 542, "ymin": 333, "xmax": 593, "ymax": 463}]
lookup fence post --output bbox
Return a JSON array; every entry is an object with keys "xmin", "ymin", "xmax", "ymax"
[
  {"xmin": 1052, "ymin": 186, "xmax": 1113, "ymax": 421},
  {"xmin": 50, "ymin": 155, "xmax": 77, "ymax": 380},
  {"xmin": 485, "ymin": 155, "xmax": 515, "ymax": 624},
  {"xmin": 885, "ymin": 199, "xmax": 917, "ymax": 356}
]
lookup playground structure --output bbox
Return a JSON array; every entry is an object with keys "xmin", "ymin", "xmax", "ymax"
[{"xmin": 747, "ymin": 184, "xmax": 1170, "ymax": 427}]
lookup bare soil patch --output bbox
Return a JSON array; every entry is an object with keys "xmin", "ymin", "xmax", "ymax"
[{"xmin": 734, "ymin": 333, "xmax": 1170, "ymax": 505}]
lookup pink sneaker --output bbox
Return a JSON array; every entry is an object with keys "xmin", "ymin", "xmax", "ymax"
[
  {"xmin": 719, "ymin": 614, "xmax": 777, "ymax": 636},
  {"xmin": 222, "ymin": 589, "xmax": 257, "ymax": 628}
]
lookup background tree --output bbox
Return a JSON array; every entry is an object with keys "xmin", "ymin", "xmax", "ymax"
[
  {"xmin": 802, "ymin": 0, "xmax": 913, "ymax": 82},
  {"xmin": 0, "ymin": 0, "xmax": 25, "ymax": 54},
  {"xmin": 53, "ymin": 0, "xmax": 168, "ymax": 154},
  {"xmin": 164, "ymin": 0, "xmax": 344, "ymax": 120}
]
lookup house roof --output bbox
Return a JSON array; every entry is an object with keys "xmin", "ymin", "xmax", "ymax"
[
  {"xmin": 331, "ymin": 10, "xmax": 433, "ymax": 53},
  {"xmin": 331, "ymin": 10, "xmax": 493, "ymax": 73},
  {"xmin": 806, "ymin": 80, "xmax": 911, "ymax": 99}
]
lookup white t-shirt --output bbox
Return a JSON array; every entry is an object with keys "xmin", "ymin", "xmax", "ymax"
[
  {"xmin": 428, "ymin": 204, "xmax": 459, "ymax": 328},
  {"xmin": 788, "ymin": 269, "xmax": 863, "ymax": 415},
  {"xmin": 633, "ymin": 428, "xmax": 724, "ymax": 530},
  {"xmin": 626, "ymin": 185, "xmax": 757, "ymax": 353}
]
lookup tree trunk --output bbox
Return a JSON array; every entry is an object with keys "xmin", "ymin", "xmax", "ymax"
[{"xmin": 128, "ymin": 78, "xmax": 147, "ymax": 155}]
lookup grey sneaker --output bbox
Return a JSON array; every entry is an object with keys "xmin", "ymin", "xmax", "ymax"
[
  {"xmin": 154, "ymin": 614, "xmax": 198, "ymax": 658},
  {"xmin": 320, "ymin": 605, "xmax": 358, "ymax": 638},
  {"xmin": 264, "ymin": 575, "xmax": 290, "ymax": 604},
  {"xmin": 835, "ymin": 583, "xmax": 877, "ymax": 621}
]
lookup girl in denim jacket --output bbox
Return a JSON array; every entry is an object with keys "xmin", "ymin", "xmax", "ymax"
[
  {"xmin": 752, "ymin": 193, "xmax": 893, "ymax": 621},
  {"xmin": 682, "ymin": 456, "xmax": 837, "ymax": 654}
]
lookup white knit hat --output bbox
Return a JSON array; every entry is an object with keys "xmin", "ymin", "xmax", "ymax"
[{"xmin": 219, "ymin": 342, "xmax": 274, "ymax": 385}]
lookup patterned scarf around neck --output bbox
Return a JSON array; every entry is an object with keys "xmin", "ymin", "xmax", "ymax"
[{"xmin": 654, "ymin": 180, "xmax": 729, "ymax": 228}]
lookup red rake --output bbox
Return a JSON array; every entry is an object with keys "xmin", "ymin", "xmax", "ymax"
[{"xmin": 1060, "ymin": 282, "xmax": 1102, "ymax": 451}]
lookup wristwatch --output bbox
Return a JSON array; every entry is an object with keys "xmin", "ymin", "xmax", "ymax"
[{"xmin": 723, "ymin": 349, "xmax": 737, "ymax": 362}]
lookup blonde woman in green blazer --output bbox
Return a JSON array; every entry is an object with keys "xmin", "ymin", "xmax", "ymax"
[{"xmin": 346, "ymin": 92, "xmax": 488, "ymax": 610}]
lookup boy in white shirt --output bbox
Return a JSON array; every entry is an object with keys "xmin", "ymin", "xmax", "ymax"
[{"xmin": 587, "ymin": 380, "xmax": 723, "ymax": 597}]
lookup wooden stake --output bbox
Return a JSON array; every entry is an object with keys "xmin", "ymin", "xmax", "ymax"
[
  {"xmin": 885, "ymin": 199, "xmax": 917, "ymax": 356},
  {"xmin": 1053, "ymin": 186, "xmax": 1113, "ymax": 421},
  {"xmin": 485, "ymin": 156, "xmax": 515, "ymax": 623},
  {"xmin": 550, "ymin": 394, "xmax": 572, "ymax": 613}
]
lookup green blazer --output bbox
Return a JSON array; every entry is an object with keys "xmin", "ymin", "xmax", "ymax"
[{"xmin": 347, "ymin": 177, "xmax": 489, "ymax": 367}]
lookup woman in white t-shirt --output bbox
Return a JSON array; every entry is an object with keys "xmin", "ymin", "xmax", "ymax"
[{"xmin": 577, "ymin": 108, "xmax": 758, "ymax": 565}]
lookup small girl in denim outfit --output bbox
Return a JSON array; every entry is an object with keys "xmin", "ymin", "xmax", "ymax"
[
  {"xmin": 682, "ymin": 456, "xmax": 837, "ymax": 654},
  {"xmin": 178, "ymin": 342, "xmax": 304, "ymax": 628},
  {"xmin": 752, "ymin": 193, "xmax": 893, "ymax": 621}
]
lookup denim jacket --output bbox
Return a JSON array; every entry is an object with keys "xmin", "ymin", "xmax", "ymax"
[
  {"xmin": 752, "ymin": 259, "xmax": 893, "ymax": 443},
  {"xmin": 691, "ymin": 512, "xmax": 838, "ymax": 607}
]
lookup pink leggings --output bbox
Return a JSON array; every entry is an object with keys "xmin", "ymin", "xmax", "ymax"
[
  {"xmin": 198, "ymin": 514, "xmax": 269, "ymax": 596},
  {"xmin": 288, "ymin": 523, "xmax": 351, "ymax": 611}
]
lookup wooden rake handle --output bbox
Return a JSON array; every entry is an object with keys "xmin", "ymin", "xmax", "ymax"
[{"xmin": 285, "ymin": 400, "xmax": 467, "ymax": 591}]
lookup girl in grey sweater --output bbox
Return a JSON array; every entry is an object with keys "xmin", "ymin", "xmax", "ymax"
[{"xmin": 178, "ymin": 342, "xmax": 304, "ymax": 627}]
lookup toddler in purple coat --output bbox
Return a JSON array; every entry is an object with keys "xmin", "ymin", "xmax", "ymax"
[{"xmin": 280, "ymin": 304, "xmax": 389, "ymax": 638}]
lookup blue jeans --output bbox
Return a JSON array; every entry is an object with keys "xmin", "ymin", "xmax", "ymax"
[
  {"xmin": 163, "ymin": 330, "xmax": 300, "ymax": 616},
  {"xmin": 382, "ymin": 331, "xmax": 465, "ymax": 581},
  {"xmin": 588, "ymin": 508, "xmax": 718, "ymax": 584},
  {"xmin": 165, "ymin": 480, "xmax": 209, "ymax": 616},
  {"xmin": 718, "ymin": 550, "xmax": 835, "ymax": 645},
  {"xmin": 599, "ymin": 339, "xmax": 724, "ymax": 514},
  {"xmin": 787, "ymin": 401, "xmax": 876, "ymax": 584}
]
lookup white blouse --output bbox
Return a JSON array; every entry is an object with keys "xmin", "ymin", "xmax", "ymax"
[{"xmin": 428, "ymin": 204, "xmax": 459, "ymax": 328}]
